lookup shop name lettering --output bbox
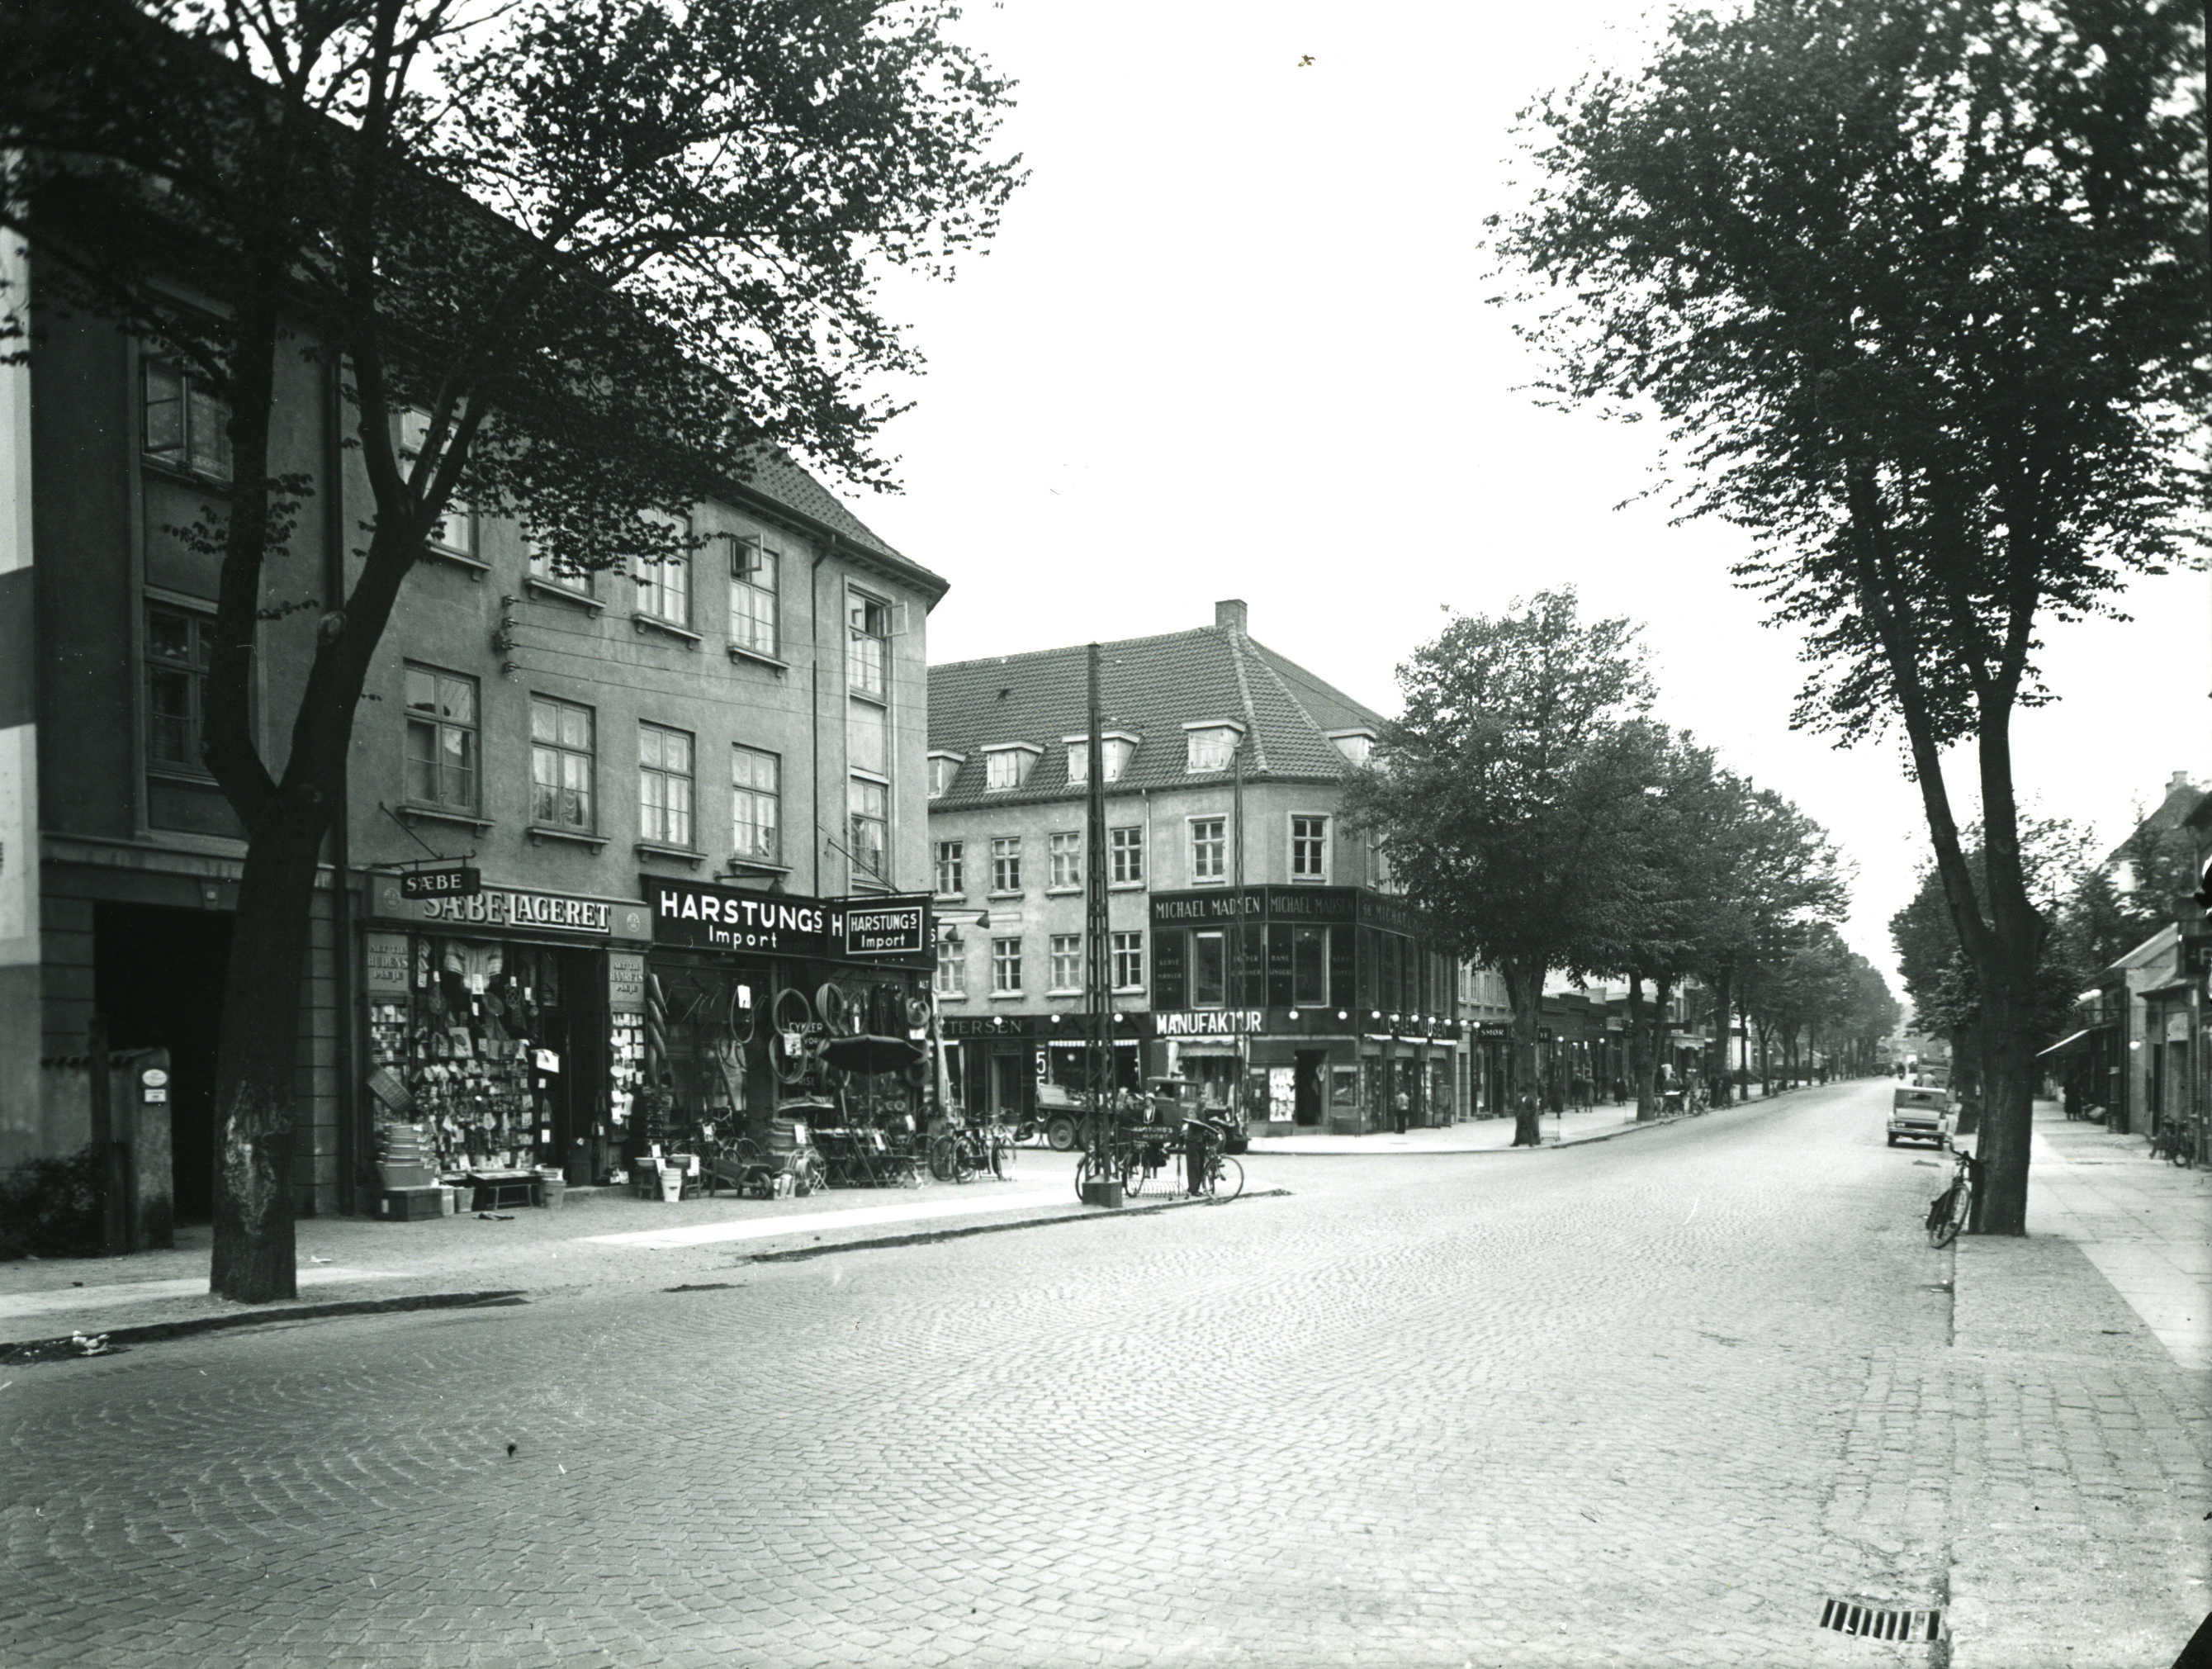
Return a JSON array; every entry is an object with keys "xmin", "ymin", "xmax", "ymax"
[
  {"xmin": 419, "ymin": 890, "xmax": 611, "ymax": 933},
  {"xmin": 1157, "ymin": 1009, "xmax": 1263, "ymax": 1037},
  {"xmin": 657, "ymin": 888, "xmax": 830, "ymax": 950}
]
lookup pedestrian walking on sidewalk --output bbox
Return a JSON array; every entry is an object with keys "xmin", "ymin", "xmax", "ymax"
[{"xmin": 1391, "ymin": 1088, "xmax": 1410, "ymax": 1134}]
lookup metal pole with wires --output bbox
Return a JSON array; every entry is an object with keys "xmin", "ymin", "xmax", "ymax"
[{"xmin": 1079, "ymin": 642, "xmax": 1120, "ymax": 1205}]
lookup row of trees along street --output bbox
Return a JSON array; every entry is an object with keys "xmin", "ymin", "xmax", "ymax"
[
  {"xmin": 1343, "ymin": 588, "xmax": 1900, "ymax": 1151},
  {"xmin": 0, "ymin": 0, "xmax": 1021, "ymax": 1301},
  {"xmin": 1485, "ymin": 0, "xmax": 2206, "ymax": 1227},
  {"xmin": 1892, "ymin": 809, "xmax": 2205, "ymax": 1117}
]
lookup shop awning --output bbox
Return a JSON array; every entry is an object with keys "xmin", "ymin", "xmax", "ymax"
[
  {"xmin": 820, "ymin": 1034, "xmax": 926, "ymax": 1074},
  {"xmin": 2036, "ymin": 1028, "xmax": 2096, "ymax": 1059}
]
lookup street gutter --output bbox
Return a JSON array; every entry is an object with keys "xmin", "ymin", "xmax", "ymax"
[{"xmin": 0, "ymin": 1289, "xmax": 530, "ymax": 1366}]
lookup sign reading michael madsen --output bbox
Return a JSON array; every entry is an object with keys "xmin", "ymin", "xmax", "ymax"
[{"xmin": 644, "ymin": 875, "xmax": 931, "ymax": 965}]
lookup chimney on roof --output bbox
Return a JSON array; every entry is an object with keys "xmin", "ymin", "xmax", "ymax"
[
  {"xmin": 2171, "ymin": 770, "xmax": 2194, "ymax": 794},
  {"xmin": 1215, "ymin": 599, "xmax": 1248, "ymax": 635}
]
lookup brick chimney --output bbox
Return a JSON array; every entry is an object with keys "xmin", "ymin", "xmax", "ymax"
[
  {"xmin": 2171, "ymin": 770, "xmax": 2193, "ymax": 794},
  {"xmin": 1215, "ymin": 599, "xmax": 1248, "ymax": 635}
]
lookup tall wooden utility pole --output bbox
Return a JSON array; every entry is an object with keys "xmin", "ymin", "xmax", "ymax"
[{"xmin": 1081, "ymin": 642, "xmax": 1116, "ymax": 1200}]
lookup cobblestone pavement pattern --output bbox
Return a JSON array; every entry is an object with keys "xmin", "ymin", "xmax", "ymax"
[{"xmin": 2, "ymin": 1082, "xmax": 2204, "ymax": 1668}]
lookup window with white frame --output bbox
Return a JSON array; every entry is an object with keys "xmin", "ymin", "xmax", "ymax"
[
  {"xmin": 935, "ymin": 839, "xmax": 964, "ymax": 898},
  {"xmin": 1063, "ymin": 732, "xmax": 1134, "ymax": 785},
  {"xmin": 1111, "ymin": 931, "xmax": 1144, "ymax": 992},
  {"xmin": 849, "ymin": 698, "xmax": 888, "ymax": 779},
  {"xmin": 146, "ymin": 605, "xmax": 220, "ymax": 778},
  {"xmin": 1049, "ymin": 934, "xmax": 1082, "ymax": 992},
  {"xmin": 989, "ymin": 836, "xmax": 1021, "ymax": 894},
  {"xmin": 528, "ymin": 695, "xmax": 595, "ymax": 831},
  {"xmin": 732, "ymin": 745, "xmax": 781, "ymax": 863},
  {"xmin": 527, "ymin": 538, "xmax": 594, "ymax": 597},
  {"xmin": 396, "ymin": 408, "xmax": 473, "ymax": 557},
  {"xmin": 400, "ymin": 664, "xmax": 476, "ymax": 811},
  {"xmin": 984, "ymin": 747, "xmax": 1035, "ymax": 791},
  {"xmin": 849, "ymin": 777, "xmax": 888, "ymax": 880},
  {"xmin": 1329, "ymin": 728, "xmax": 1376, "ymax": 767},
  {"xmin": 935, "ymin": 936, "xmax": 966, "ymax": 997},
  {"xmin": 849, "ymin": 590, "xmax": 890, "ymax": 697},
  {"xmin": 632, "ymin": 512, "xmax": 690, "ymax": 628},
  {"xmin": 1109, "ymin": 825, "xmax": 1144, "ymax": 885},
  {"xmin": 1186, "ymin": 724, "xmax": 1239, "ymax": 773},
  {"xmin": 1291, "ymin": 813, "xmax": 1329, "ymax": 880},
  {"xmin": 1190, "ymin": 817, "xmax": 1227, "ymax": 882},
  {"xmin": 142, "ymin": 358, "xmax": 231, "ymax": 482},
  {"xmin": 638, "ymin": 723, "xmax": 694, "ymax": 848},
  {"xmin": 727, "ymin": 532, "xmax": 780, "ymax": 657},
  {"xmin": 1048, "ymin": 831, "xmax": 1082, "ymax": 890},
  {"xmin": 991, "ymin": 936, "xmax": 1022, "ymax": 994}
]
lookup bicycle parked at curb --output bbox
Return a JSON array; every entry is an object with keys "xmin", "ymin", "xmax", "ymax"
[
  {"xmin": 1926, "ymin": 1145, "xmax": 1982, "ymax": 1248},
  {"xmin": 929, "ymin": 1115, "xmax": 1014, "ymax": 1183},
  {"xmin": 2149, "ymin": 1119, "xmax": 2195, "ymax": 1168}
]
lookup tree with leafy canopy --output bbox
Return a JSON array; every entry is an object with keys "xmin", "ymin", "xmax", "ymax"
[
  {"xmin": 1491, "ymin": 0, "xmax": 2207, "ymax": 1233},
  {"xmin": 0, "ymin": 0, "xmax": 1020, "ymax": 1300},
  {"xmin": 1342, "ymin": 590, "xmax": 1660, "ymax": 1148}
]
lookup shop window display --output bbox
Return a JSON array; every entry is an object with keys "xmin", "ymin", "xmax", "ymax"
[{"xmin": 369, "ymin": 936, "xmax": 613, "ymax": 1184}]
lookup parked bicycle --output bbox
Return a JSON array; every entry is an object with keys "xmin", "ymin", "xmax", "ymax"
[
  {"xmin": 930, "ymin": 1115, "xmax": 1014, "ymax": 1183},
  {"xmin": 2149, "ymin": 1119, "xmax": 2194, "ymax": 1167},
  {"xmin": 1925, "ymin": 1145, "xmax": 1981, "ymax": 1248}
]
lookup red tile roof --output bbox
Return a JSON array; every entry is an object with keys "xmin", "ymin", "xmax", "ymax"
[{"xmin": 927, "ymin": 622, "xmax": 1387, "ymax": 806}]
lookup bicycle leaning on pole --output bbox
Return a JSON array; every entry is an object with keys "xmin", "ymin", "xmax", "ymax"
[{"xmin": 1925, "ymin": 1145, "xmax": 1982, "ymax": 1248}]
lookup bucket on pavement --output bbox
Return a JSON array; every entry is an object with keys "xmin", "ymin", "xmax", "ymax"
[{"xmin": 656, "ymin": 1166, "xmax": 683, "ymax": 1203}]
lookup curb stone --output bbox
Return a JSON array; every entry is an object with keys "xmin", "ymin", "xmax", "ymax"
[
  {"xmin": 745, "ymin": 1185, "xmax": 1292, "ymax": 1263},
  {"xmin": 0, "ymin": 1289, "xmax": 529, "ymax": 1365}
]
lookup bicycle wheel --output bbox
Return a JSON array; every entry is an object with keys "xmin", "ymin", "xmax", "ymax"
[
  {"xmin": 954, "ymin": 1136, "xmax": 982, "ymax": 1183},
  {"xmin": 1933, "ymin": 1178, "xmax": 1972, "ymax": 1247},
  {"xmin": 1120, "ymin": 1148, "xmax": 1146, "ymax": 1196},
  {"xmin": 1925, "ymin": 1183, "xmax": 1958, "ymax": 1247},
  {"xmin": 928, "ymin": 1134, "xmax": 958, "ymax": 1183},
  {"xmin": 1073, "ymin": 1155, "xmax": 1093, "ymax": 1202},
  {"xmin": 989, "ymin": 1134, "xmax": 1015, "ymax": 1178},
  {"xmin": 1210, "ymin": 1154, "xmax": 1243, "ymax": 1202}
]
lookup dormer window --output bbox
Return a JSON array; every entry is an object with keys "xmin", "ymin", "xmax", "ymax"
[
  {"xmin": 1183, "ymin": 722, "xmax": 1244, "ymax": 774},
  {"xmin": 1329, "ymin": 728, "xmax": 1377, "ymax": 767},
  {"xmin": 927, "ymin": 751, "xmax": 965, "ymax": 799},
  {"xmin": 1064, "ymin": 731, "xmax": 1138, "ymax": 785},
  {"xmin": 983, "ymin": 744, "xmax": 1041, "ymax": 791}
]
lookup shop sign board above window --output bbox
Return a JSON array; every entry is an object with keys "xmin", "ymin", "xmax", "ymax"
[
  {"xmin": 372, "ymin": 879, "xmax": 650, "ymax": 941},
  {"xmin": 399, "ymin": 865, "xmax": 481, "ymax": 901},
  {"xmin": 644, "ymin": 875, "xmax": 933, "ymax": 968}
]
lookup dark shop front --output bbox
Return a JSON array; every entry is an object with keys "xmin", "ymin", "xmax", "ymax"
[
  {"xmin": 640, "ymin": 877, "xmax": 935, "ymax": 1167},
  {"xmin": 1149, "ymin": 886, "xmax": 1461, "ymax": 1136}
]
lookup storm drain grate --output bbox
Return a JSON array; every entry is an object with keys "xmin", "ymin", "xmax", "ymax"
[{"xmin": 1818, "ymin": 1600, "xmax": 1943, "ymax": 1642}]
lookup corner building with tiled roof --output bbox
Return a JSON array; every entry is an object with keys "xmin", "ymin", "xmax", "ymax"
[{"xmin": 926, "ymin": 600, "xmax": 1462, "ymax": 1141}]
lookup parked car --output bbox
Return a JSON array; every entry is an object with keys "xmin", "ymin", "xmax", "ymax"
[{"xmin": 1888, "ymin": 1084, "xmax": 1951, "ymax": 1148}]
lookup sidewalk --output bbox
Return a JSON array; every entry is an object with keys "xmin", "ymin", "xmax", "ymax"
[
  {"xmin": 1255, "ymin": 1082, "xmax": 1799, "ymax": 1154},
  {"xmin": 1944, "ymin": 1098, "xmax": 2212, "ymax": 1669},
  {"xmin": 0, "ymin": 1157, "xmax": 1120, "ymax": 1349}
]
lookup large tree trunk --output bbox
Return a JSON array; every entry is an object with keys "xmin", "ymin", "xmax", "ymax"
[
  {"xmin": 1502, "ymin": 959, "xmax": 1546, "ymax": 1148},
  {"xmin": 209, "ymin": 790, "xmax": 330, "ymax": 1301},
  {"xmin": 1625, "ymin": 977, "xmax": 1655, "ymax": 1119}
]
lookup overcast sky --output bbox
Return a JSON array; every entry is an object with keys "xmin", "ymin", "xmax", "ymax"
[{"xmin": 853, "ymin": 0, "xmax": 2208, "ymax": 988}]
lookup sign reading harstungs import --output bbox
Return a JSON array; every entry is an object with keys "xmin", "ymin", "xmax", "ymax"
[{"xmin": 642, "ymin": 875, "xmax": 932, "ymax": 966}]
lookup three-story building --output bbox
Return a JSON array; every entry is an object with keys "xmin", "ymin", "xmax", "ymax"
[
  {"xmin": 926, "ymin": 600, "xmax": 1460, "ymax": 1140},
  {"xmin": 5, "ymin": 256, "xmax": 944, "ymax": 1215}
]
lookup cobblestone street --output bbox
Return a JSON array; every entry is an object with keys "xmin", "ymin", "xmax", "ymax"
[{"xmin": 2, "ymin": 1080, "xmax": 2205, "ymax": 1668}]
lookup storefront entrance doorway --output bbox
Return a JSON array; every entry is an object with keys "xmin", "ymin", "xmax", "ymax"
[
  {"xmin": 1293, "ymin": 1051, "xmax": 1325, "ymax": 1126},
  {"xmin": 94, "ymin": 902, "xmax": 232, "ymax": 1221}
]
